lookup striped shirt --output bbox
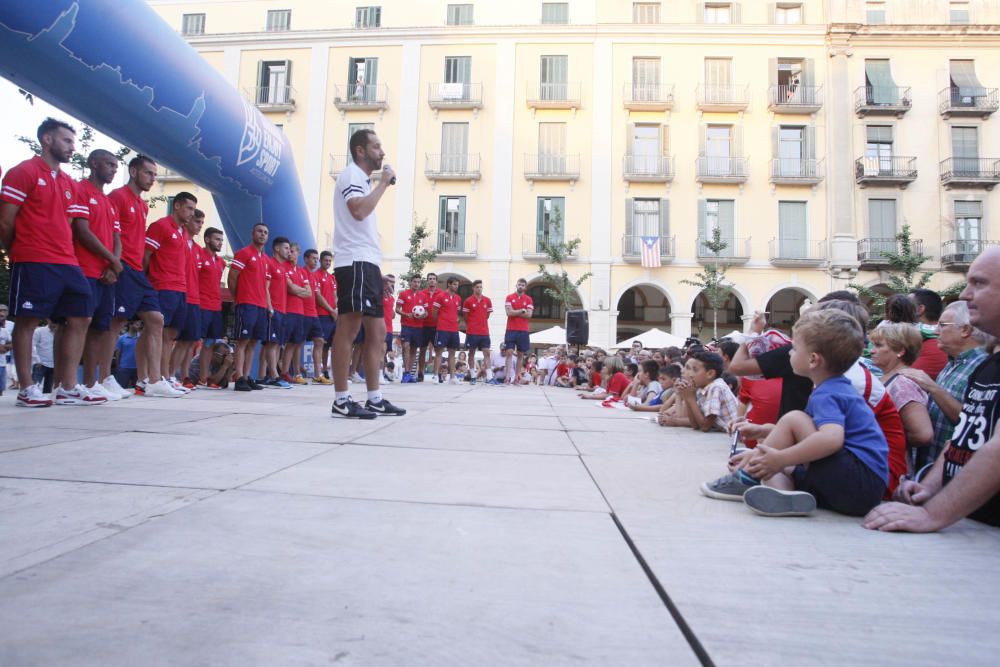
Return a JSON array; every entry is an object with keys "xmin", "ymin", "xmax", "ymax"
[
  {"xmin": 928, "ymin": 346, "xmax": 990, "ymax": 458},
  {"xmin": 332, "ymin": 161, "xmax": 380, "ymax": 268}
]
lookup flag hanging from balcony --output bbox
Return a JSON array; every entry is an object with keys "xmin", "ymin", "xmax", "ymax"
[{"xmin": 640, "ymin": 236, "xmax": 661, "ymax": 268}]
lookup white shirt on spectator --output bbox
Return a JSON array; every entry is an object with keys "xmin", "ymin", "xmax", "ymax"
[{"xmin": 32, "ymin": 326, "xmax": 54, "ymax": 368}]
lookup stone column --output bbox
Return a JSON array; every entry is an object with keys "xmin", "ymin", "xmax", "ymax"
[
  {"xmin": 670, "ymin": 312, "xmax": 693, "ymax": 340},
  {"xmin": 826, "ymin": 26, "xmax": 860, "ymax": 281}
]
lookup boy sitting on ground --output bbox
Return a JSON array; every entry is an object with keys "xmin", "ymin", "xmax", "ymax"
[
  {"xmin": 659, "ymin": 351, "xmax": 738, "ymax": 432},
  {"xmin": 701, "ymin": 309, "xmax": 889, "ymax": 517},
  {"xmin": 629, "ymin": 362, "xmax": 678, "ymax": 412}
]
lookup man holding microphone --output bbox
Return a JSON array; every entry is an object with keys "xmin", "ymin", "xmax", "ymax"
[{"xmin": 330, "ymin": 129, "xmax": 406, "ymax": 419}]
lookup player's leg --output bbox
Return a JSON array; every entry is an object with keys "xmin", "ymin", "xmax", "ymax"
[
  {"xmin": 332, "ymin": 312, "xmax": 362, "ymax": 391},
  {"xmin": 11, "ymin": 315, "xmax": 40, "ymax": 389}
]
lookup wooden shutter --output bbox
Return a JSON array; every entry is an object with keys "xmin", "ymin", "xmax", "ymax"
[
  {"xmin": 659, "ymin": 199, "xmax": 670, "ymax": 237},
  {"xmin": 457, "ymin": 197, "xmax": 467, "ymax": 250},
  {"xmin": 438, "ymin": 197, "xmax": 448, "ymax": 247},
  {"xmin": 698, "ymin": 200, "xmax": 708, "ymax": 240},
  {"xmin": 804, "ymin": 126, "xmax": 816, "ymax": 160},
  {"xmin": 732, "ymin": 2, "xmax": 742, "ymax": 23},
  {"xmin": 625, "ymin": 198, "xmax": 635, "ymax": 237}
]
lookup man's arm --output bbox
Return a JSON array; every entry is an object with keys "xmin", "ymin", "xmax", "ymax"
[
  {"xmin": 897, "ymin": 367, "xmax": 963, "ymax": 423},
  {"xmin": 143, "ymin": 247, "xmax": 153, "ymax": 273},
  {"xmin": 286, "ymin": 277, "xmax": 310, "ymax": 298},
  {"xmin": 728, "ymin": 342, "xmax": 762, "ymax": 377},
  {"xmin": 345, "ymin": 166, "xmax": 393, "ymax": 220},
  {"xmin": 71, "ymin": 217, "xmax": 122, "ymax": 273},
  {"xmin": 315, "ymin": 290, "xmax": 335, "ymax": 315},
  {"xmin": 265, "ymin": 279, "xmax": 273, "ymax": 312},
  {"xmin": 504, "ymin": 302, "xmax": 515, "ymax": 317},
  {"xmin": 227, "ymin": 267, "xmax": 242, "ymax": 295},
  {"xmin": 0, "ymin": 202, "xmax": 19, "ymax": 250}
]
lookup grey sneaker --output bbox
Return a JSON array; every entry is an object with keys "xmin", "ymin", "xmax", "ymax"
[
  {"xmin": 743, "ymin": 486, "xmax": 817, "ymax": 517},
  {"xmin": 700, "ymin": 472, "xmax": 757, "ymax": 501}
]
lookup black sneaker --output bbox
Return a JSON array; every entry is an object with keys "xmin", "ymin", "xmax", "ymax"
[
  {"xmin": 331, "ymin": 399, "xmax": 377, "ymax": 419},
  {"xmin": 234, "ymin": 378, "xmax": 252, "ymax": 392},
  {"xmin": 364, "ymin": 398, "xmax": 407, "ymax": 416},
  {"xmin": 248, "ymin": 378, "xmax": 264, "ymax": 391}
]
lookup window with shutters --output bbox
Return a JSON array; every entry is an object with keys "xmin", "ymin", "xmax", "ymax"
[
  {"xmin": 774, "ymin": 3, "xmax": 802, "ymax": 24},
  {"xmin": 633, "ymin": 2, "xmax": 660, "ymax": 24},
  {"xmin": 864, "ymin": 59, "xmax": 899, "ymax": 106},
  {"xmin": 776, "ymin": 126, "xmax": 804, "ymax": 176},
  {"xmin": 949, "ymin": 60, "xmax": 987, "ymax": 107},
  {"xmin": 773, "ymin": 58, "xmax": 815, "ymax": 106},
  {"xmin": 950, "ymin": 2, "xmax": 970, "ymax": 24},
  {"xmin": 438, "ymin": 196, "xmax": 467, "ymax": 253},
  {"xmin": 704, "ymin": 3, "xmax": 733, "ymax": 24},
  {"xmin": 446, "ymin": 4, "xmax": 473, "ymax": 25},
  {"xmin": 536, "ymin": 197, "xmax": 566, "ymax": 252},
  {"xmin": 541, "ymin": 2, "xmax": 569, "ymax": 24},
  {"xmin": 867, "ymin": 199, "xmax": 897, "ymax": 253},
  {"xmin": 951, "ymin": 126, "xmax": 980, "ymax": 175},
  {"xmin": 348, "ymin": 57, "xmax": 379, "ymax": 102},
  {"xmin": 704, "ymin": 58, "xmax": 733, "ymax": 103},
  {"xmin": 538, "ymin": 123, "xmax": 566, "ymax": 174},
  {"xmin": 632, "ymin": 58, "xmax": 661, "ymax": 102},
  {"xmin": 699, "ymin": 199, "xmax": 736, "ymax": 257},
  {"xmin": 182, "ymin": 13, "xmax": 205, "ymax": 36},
  {"xmin": 257, "ymin": 61, "xmax": 292, "ymax": 105},
  {"xmin": 347, "ymin": 123, "xmax": 375, "ymax": 163},
  {"xmin": 778, "ymin": 201, "xmax": 808, "ymax": 258},
  {"xmin": 266, "ymin": 9, "xmax": 291, "ymax": 31},
  {"xmin": 954, "ymin": 200, "xmax": 983, "ymax": 245},
  {"xmin": 440, "ymin": 123, "xmax": 470, "ymax": 172},
  {"xmin": 704, "ymin": 125, "xmax": 732, "ymax": 176},
  {"xmin": 540, "ymin": 55, "xmax": 568, "ymax": 101},
  {"xmin": 865, "ymin": 2, "xmax": 886, "ymax": 24},
  {"xmin": 865, "ymin": 125, "xmax": 894, "ymax": 174},
  {"xmin": 355, "ymin": 6, "xmax": 381, "ymax": 28},
  {"xmin": 625, "ymin": 199, "xmax": 669, "ymax": 255},
  {"xmin": 629, "ymin": 124, "xmax": 666, "ymax": 176}
]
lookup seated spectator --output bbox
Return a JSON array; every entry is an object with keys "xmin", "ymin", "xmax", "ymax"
[
  {"xmin": 665, "ymin": 346, "xmax": 684, "ymax": 366},
  {"xmin": 632, "ymin": 365, "xmax": 680, "ymax": 412},
  {"xmin": 703, "ymin": 309, "xmax": 889, "ymax": 518},
  {"xmin": 721, "ymin": 372, "xmax": 739, "ymax": 396},
  {"xmin": 733, "ymin": 376, "xmax": 783, "ymax": 448},
  {"xmin": 882, "ymin": 293, "xmax": 917, "ymax": 324},
  {"xmin": 577, "ymin": 359, "xmax": 603, "ymax": 392},
  {"xmin": 568, "ymin": 356, "xmax": 589, "ymax": 388},
  {"xmin": 187, "ymin": 341, "xmax": 233, "ymax": 390},
  {"xmin": 553, "ymin": 354, "xmax": 572, "ymax": 387},
  {"xmin": 489, "ymin": 347, "xmax": 507, "ymax": 384},
  {"xmin": 717, "ymin": 339, "xmax": 739, "ymax": 372},
  {"xmin": 909, "ymin": 288, "xmax": 949, "ymax": 380},
  {"xmin": 580, "ymin": 355, "xmax": 629, "ymax": 399},
  {"xmin": 652, "ymin": 349, "xmax": 666, "ymax": 366},
  {"xmin": 625, "ymin": 360, "xmax": 660, "ymax": 407},
  {"xmin": 454, "ymin": 360, "xmax": 468, "ymax": 381},
  {"xmin": 621, "ymin": 362, "xmax": 641, "ymax": 401},
  {"xmin": 659, "ymin": 350, "xmax": 738, "ymax": 432},
  {"xmin": 865, "ymin": 248, "xmax": 1000, "ymax": 532},
  {"xmin": 869, "ymin": 323, "xmax": 933, "ymax": 473}
]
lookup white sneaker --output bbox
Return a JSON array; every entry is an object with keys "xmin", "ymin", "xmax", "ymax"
[
  {"xmin": 448, "ymin": 377, "xmax": 458, "ymax": 385},
  {"xmin": 146, "ymin": 378, "xmax": 186, "ymax": 398},
  {"xmin": 54, "ymin": 384, "xmax": 108, "ymax": 406},
  {"xmin": 350, "ymin": 372, "xmax": 364, "ymax": 383},
  {"xmin": 102, "ymin": 375, "xmax": 133, "ymax": 399},
  {"xmin": 167, "ymin": 376, "xmax": 191, "ymax": 394},
  {"xmin": 87, "ymin": 382, "xmax": 120, "ymax": 402},
  {"xmin": 16, "ymin": 383, "xmax": 52, "ymax": 408}
]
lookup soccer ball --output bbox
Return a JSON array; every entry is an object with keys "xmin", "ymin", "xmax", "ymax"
[{"xmin": 412, "ymin": 305, "xmax": 427, "ymax": 319}]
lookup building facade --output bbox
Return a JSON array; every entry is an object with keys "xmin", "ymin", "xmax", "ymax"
[{"xmin": 148, "ymin": 0, "xmax": 999, "ymax": 347}]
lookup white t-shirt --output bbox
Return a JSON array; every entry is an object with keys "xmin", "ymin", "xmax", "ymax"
[
  {"xmin": 0, "ymin": 323, "xmax": 10, "ymax": 368},
  {"xmin": 333, "ymin": 161, "xmax": 381, "ymax": 268}
]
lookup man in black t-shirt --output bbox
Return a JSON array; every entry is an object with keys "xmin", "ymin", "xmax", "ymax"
[{"xmin": 865, "ymin": 248, "xmax": 1000, "ymax": 532}]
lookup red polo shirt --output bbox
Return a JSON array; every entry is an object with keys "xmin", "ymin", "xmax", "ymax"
[
  {"xmin": 144, "ymin": 216, "xmax": 188, "ymax": 292},
  {"xmin": 198, "ymin": 247, "xmax": 225, "ymax": 312},
  {"xmin": 433, "ymin": 291, "xmax": 462, "ymax": 333},
  {"xmin": 314, "ymin": 269, "xmax": 336, "ymax": 316},
  {"xmin": 231, "ymin": 245, "xmax": 270, "ymax": 308},
  {"xmin": 505, "ymin": 293, "xmax": 534, "ymax": 332},
  {"xmin": 383, "ymin": 293, "xmax": 395, "ymax": 333},
  {"xmin": 72, "ymin": 178, "xmax": 120, "ymax": 279},
  {"xmin": 398, "ymin": 289, "xmax": 429, "ymax": 328},
  {"xmin": 107, "ymin": 185, "xmax": 148, "ymax": 271},
  {"xmin": 302, "ymin": 267, "xmax": 319, "ymax": 317},
  {"xmin": 284, "ymin": 260, "xmax": 305, "ymax": 315},
  {"xmin": 184, "ymin": 236, "xmax": 201, "ymax": 306},
  {"xmin": 463, "ymin": 295, "xmax": 493, "ymax": 336},
  {"xmin": 0, "ymin": 156, "xmax": 79, "ymax": 265},
  {"xmin": 267, "ymin": 256, "xmax": 288, "ymax": 314},
  {"xmin": 421, "ymin": 288, "xmax": 441, "ymax": 327}
]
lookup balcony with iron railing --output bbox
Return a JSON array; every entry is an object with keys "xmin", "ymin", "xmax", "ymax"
[
  {"xmin": 157, "ymin": 167, "xmax": 186, "ymax": 182},
  {"xmin": 427, "ymin": 82, "xmax": 483, "ymax": 111},
  {"xmin": 941, "ymin": 239, "xmax": 999, "ymax": 269},
  {"xmin": 769, "ymin": 239, "xmax": 827, "ymax": 267},
  {"xmin": 696, "ymin": 236, "xmax": 751, "ymax": 265},
  {"xmin": 696, "ymin": 84, "xmax": 750, "ymax": 112},
  {"xmin": 622, "ymin": 235, "xmax": 676, "ymax": 263},
  {"xmin": 328, "ymin": 154, "xmax": 382, "ymax": 180},
  {"xmin": 939, "ymin": 158, "xmax": 1000, "ymax": 190},
  {"xmin": 623, "ymin": 82, "xmax": 675, "ymax": 111},
  {"xmin": 767, "ymin": 85, "xmax": 822, "ymax": 114},
  {"xmin": 524, "ymin": 154, "xmax": 580, "ymax": 182},
  {"xmin": 526, "ymin": 82, "xmax": 582, "ymax": 110},
  {"xmin": 858, "ymin": 237, "xmax": 924, "ymax": 269},
  {"xmin": 855, "ymin": 156, "xmax": 918, "ymax": 188},
  {"xmin": 425, "ymin": 231, "xmax": 478, "ymax": 257},
  {"xmin": 424, "ymin": 154, "xmax": 481, "ymax": 182},
  {"xmin": 522, "ymin": 234, "xmax": 580, "ymax": 260},
  {"xmin": 939, "ymin": 86, "xmax": 999, "ymax": 119},
  {"xmin": 248, "ymin": 85, "xmax": 296, "ymax": 111},
  {"xmin": 769, "ymin": 158, "xmax": 824, "ymax": 186},
  {"xmin": 854, "ymin": 86, "xmax": 912, "ymax": 117},
  {"xmin": 333, "ymin": 83, "xmax": 389, "ymax": 112},
  {"xmin": 623, "ymin": 155, "xmax": 674, "ymax": 183},
  {"xmin": 695, "ymin": 156, "xmax": 748, "ymax": 184}
]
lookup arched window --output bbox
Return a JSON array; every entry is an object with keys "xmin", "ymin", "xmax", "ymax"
[{"xmin": 527, "ymin": 284, "xmax": 562, "ymax": 320}]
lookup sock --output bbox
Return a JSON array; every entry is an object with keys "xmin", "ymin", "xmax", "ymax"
[
  {"xmin": 486, "ymin": 368, "xmax": 494, "ymax": 380},
  {"xmin": 335, "ymin": 391, "xmax": 351, "ymax": 404},
  {"xmin": 737, "ymin": 469, "xmax": 761, "ymax": 485},
  {"xmin": 368, "ymin": 389, "xmax": 383, "ymax": 403}
]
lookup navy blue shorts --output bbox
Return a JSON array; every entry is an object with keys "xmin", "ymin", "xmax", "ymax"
[
  {"xmin": 178, "ymin": 304, "xmax": 202, "ymax": 342},
  {"xmin": 284, "ymin": 312, "xmax": 305, "ymax": 345},
  {"xmin": 87, "ymin": 277, "xmax": 116, "ymax": 332},
  {"xmin": 235, "ymin": 303, "xmax": 269, "ymax": 341},
  {"xmin": 114, "ymin": 264, "xmax": 159, "ymax": 320},
  {"xmin": 305, "ymin": 316, "xmax": 324, "ymax": 341},
  {"xmin": 400, "ymin": 325, "xmax": 422, "ymax": 345},
  {"xmin": 793, "ymin": 447, "xmax": 887, "ymax": 517},
  {"xmin": 319, "ymin": 316, "xmax": 336, "ymax": 342},
  {"xmin": 201, "ymin": 309, "xmax": 224, "ymax": 340},
  {"xmin": 421, "ymin": 327, "xmax": 437, "ymax": 348},
  {"xmin": 9, "ymin": 262, "xmax": 91, "ymax": 320},
  {"xmin": 434, "ymin": 330, "xmax": 461, "ymax": 349},
  {"xmin": 266, "ymin": 311, "xmax": 284, "ymax": 345},
  {"xmin": 465, "ymin": 334, "xmax": 492, "ymax": 351},
  {"xmin": 158, "ymin": 290, "xmax": 188, "ymax": 330},
  {"xmin": 503, "ymin": 330, "xmax": 531, "ymax": 353}
]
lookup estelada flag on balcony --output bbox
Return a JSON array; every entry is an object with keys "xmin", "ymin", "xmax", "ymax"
[{"xmin": 640, "ymin": 236, "xmax": 661, "ymax": 268}]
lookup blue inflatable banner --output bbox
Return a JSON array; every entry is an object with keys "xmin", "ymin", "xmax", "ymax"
[{"xmin": 0, "ymin": 0, "xmax": 315, "ymax": 251}]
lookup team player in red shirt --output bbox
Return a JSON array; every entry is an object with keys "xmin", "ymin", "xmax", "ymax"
[
  {"xmin": 303, "ymin": 248, "xmax": 336, "ymax": 385},
  {"xmin": 382, "ymin": 274, "xmax": 396, "ymax": 380},
  {"xmin": 504, "ymin": 278, "xmax": 534, "ymax": 385},
  {"xmin": 0, "ymin": 118, "xmax": 106, "ymax": 406},
  {"xmin": 144, "ymin": 191, "xmax": 198, "ymax": 395},
  {"xmin": 107, "ymin": 155, "xmax": 178, "ymax": 397},
  {"xmin": 317, "ymin": 250, "xmax": 339, "ymax": 380},
  {"xmin": 228, "ymin": 222, "xmax": 273, "ymax": 391},
  {"xmin": 279, "ymin": 243, "xmax": 312, "ymax": 384},
  {"xmin": 258, "ymin": 236, "xmax": 293, "ymax": 388},
  {"xmin": 70, "ymin": 149, "xmax": 126, "ymax": 401},
  {"xmin": 463, "ymin": 279, "xmax": 494, "ymax": 385},
  {"xmin": 416, "ymin": 273, "xmax": 441, "ymax": 383},
  {"xmin": 171, "ymin": 209, "xmax": 205, "ymax": 388},
  {"xmin": 396, "ymin": 274, "xmax": 429, "ymax": 383},
  {"xmin": 431, "ymin": 277, "xmax": 464, "ymax": 384},
  {"xmin": 195, "ymin": 224, "xmax": 227, "ymax": 388}
]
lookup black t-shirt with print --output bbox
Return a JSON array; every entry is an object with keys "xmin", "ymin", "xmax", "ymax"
[
  {"xmin": 942, "ymin": 352, "xmax": 1000, "ymax": 526},
  {"xmin": 755, "ymin": 344, "xmax": 814, "ymax": 416}
]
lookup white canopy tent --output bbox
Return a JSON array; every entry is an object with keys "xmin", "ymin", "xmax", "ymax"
[
  {"xmin": 612, "ymin": 328, "xmax": 687, "ymax": 350},
  {"xmin": 530, "ymin": 325, "xmax": 568, "ymax": 346}
]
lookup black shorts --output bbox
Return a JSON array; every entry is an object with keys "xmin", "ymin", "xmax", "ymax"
[
  {"xmin": 793, "ymin": 447, "xmax": 886, "ymax": 517},
  {"xmin": 334, "ymin": 261, "xmax": 384, "ymax": 318}
]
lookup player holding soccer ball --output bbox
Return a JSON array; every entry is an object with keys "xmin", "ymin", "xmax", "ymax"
[{"xmin": 395, "ymin": 274, "xmax": 429, "ymax": 383}]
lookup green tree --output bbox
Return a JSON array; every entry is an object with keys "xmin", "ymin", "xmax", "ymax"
[
  {"xmin": 536, "ymin": 210, "xmax": 592, "ymax": 325},
  {"xmin": 682, "ymin": 227, "xmax": 734, "ymax": 340},
  {"xmin": 402, "ymin": 214, "xmax": 439, "ymax": 284},
  {"xmin": 848, "ymin": 224, "xmax": 935, "ymax": 325}
]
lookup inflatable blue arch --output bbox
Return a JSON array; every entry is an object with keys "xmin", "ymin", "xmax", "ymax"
[{"xmin": 0, "ymin": 0, "xmax": 315, "ymax": 251}]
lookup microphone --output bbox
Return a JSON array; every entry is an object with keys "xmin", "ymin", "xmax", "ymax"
[{"xmin": 383, "ymin": 163, "xmax": 397, "ymax": 185}]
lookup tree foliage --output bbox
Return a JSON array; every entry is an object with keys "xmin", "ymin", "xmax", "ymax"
[
  {"xmin": 848, "ymin": 224, "xmax": 939, "ymax": 325},
  {"xmin": 535, "ymin": 209, "xmax": 591, "ymax": 318},
  {"xmin": 681, "ymin": 227, "xmax": 734, "ymax": 340},
  {"xmin": 402, "ymin": 214, "xmax": 439, "ymax": 284}
]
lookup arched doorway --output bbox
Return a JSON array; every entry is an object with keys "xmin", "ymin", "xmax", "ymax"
[
  {"xmin": 764, "ymin": 288, "xmax": 814, "ymax": 333},
  {"xmin": 616, "ymin": 284, "xmax": 672, "ymax": 343},
  {"xmin": 692, "ymin": 290, "xmax": 744, "ymax": 341}
]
